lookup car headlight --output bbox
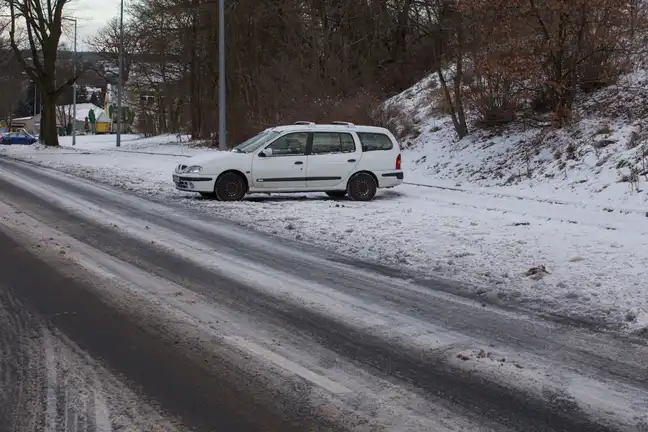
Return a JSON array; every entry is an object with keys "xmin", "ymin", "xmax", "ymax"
[{"xmin": 185, "ymin": 165, "xmax": 202, "ymax": 173}]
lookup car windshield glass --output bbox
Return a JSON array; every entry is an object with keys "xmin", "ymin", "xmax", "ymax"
[{"xmin": 233, "ymin": 130, "xmax": 279, "ymax": 153}]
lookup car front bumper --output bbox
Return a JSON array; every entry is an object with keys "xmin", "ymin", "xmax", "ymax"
[{"xmin": 172, "ymin": 174, "xmax": 216, "ymax": 192}]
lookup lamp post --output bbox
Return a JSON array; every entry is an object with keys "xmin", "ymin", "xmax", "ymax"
[
  {"xmin": 72, "ymin": 19, "xmax": 77, "ymax": 146},
  {"xmin": 218, "ymin": 0, "xmax": 226, "ymax": 150},
  {"xmin": 116, "ymin": 0, "xmax": 124, "ymax": 147}
]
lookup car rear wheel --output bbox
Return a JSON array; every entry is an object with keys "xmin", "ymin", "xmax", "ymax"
[
  {"xmin": 215, "ymin": 172, "xmax": 247, "ymax": 201},
  {"xmin": 325, "ymin": 191, "xmax": 347, "ymax": 199},
  {"xmin": 347, "ymin": 173, "xmax": 377, "ymax": 201}
]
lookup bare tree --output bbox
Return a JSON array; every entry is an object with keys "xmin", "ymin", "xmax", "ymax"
[
  {"xmin": 87, "ymin": 17, "xmax": 137, "ymax": 81},
  {"xmin": 7, "ymin": 0, "xmax": 80, "ymax": 146}
]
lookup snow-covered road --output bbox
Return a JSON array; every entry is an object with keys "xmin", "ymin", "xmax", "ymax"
[{"xmin": 2, "ymin": 136, "xmax": 646, "ymax": 334}]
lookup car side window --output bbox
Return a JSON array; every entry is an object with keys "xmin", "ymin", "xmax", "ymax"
[
  {"xmin": 311, "ymin": 132, "xmax": 356, "ymax": 154},
  {"xmin": 357, "ymin": 132, "xmax": 394, "ymax": 152},
  {"xmin": 266, "ymin": 132, "xmax": 308, "ymax": 156}
]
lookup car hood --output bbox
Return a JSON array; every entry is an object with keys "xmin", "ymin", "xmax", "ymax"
[{"xmin": 181, "ymin": 151, "xmax": 241, "ymax": 167}]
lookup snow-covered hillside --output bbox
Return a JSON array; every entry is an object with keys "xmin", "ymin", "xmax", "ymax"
[{"xmin": 388, "ymin": 70, "xmax": 648, "ymax": 210}]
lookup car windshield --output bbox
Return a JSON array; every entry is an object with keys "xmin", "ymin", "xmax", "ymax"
[{"xmin": 232, "ymin": 130, "xmax": 279, "ymax": 153}]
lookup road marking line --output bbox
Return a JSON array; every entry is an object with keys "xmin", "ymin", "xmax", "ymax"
[
  {"xmin": 93, "ymin": 388, "xmax": 113, "ymax": 432},
  {"xmin": 225, "ymin": 336, "xmax": 352, "ymax": 395},
  {"xmin": 42, "ymin": 333, "xmax": 58, "ymax": 432}
]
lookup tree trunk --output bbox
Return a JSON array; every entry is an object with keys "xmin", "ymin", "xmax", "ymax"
[
  {"xmin": 41, "ymin": 92, "xmax": 60, "ymax": 146},
  {"xmin": 437, "ymin": 66, "xmax": 469, "ymax": 139},
  {"xmin": 453, "ymin": 57, "xmax": 469, "ymax": 139}
]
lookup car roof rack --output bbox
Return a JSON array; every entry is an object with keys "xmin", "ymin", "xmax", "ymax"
[
  {"xmin": 294, "ymin": 121, "xmax": 315, "ymax": 125},
  {"xmin": 332, "ymin": 121, "xmax": 355, "ymax": 126}
]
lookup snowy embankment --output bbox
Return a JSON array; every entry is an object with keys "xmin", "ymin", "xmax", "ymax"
[{"xmin": 2, "ymin": 90, "xmax": 647, "ymax": 335}]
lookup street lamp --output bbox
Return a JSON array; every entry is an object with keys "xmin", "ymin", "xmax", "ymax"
[{"xmin": 117, "ymin": 0, "xmax": 124, "ymax": 148}]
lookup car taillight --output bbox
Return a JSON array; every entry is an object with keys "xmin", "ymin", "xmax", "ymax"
[{"xmin": 396, "ymin": 153, "xmax": 401, "ymax": 170}]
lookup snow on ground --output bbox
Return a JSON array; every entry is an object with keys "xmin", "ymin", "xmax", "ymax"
[{"xmin": 1, "ymin": 118, "xmax": 647, "ymax": 335}]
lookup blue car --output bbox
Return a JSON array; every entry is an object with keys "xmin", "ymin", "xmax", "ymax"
[{"xmin": 0, "ymin": 131, "xmax": 38, "ymax": 145}]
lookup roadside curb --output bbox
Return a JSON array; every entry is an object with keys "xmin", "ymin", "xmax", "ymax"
[{"xmin": 111, "ymin": 149, "xmax": 192, "ymax": 157}]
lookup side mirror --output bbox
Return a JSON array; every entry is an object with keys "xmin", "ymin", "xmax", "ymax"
[{"xmin": 260, "ymin": 148, "xmax": 273, "ymax": 157}]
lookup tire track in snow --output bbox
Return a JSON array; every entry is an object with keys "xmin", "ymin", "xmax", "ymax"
[
  {"xmin": 0, "ymin": 286, "xmax": 46, "ymax": 432},
  {"xmin": 42, "ymin": 333, "xmax": 58, "ymax": 432}
]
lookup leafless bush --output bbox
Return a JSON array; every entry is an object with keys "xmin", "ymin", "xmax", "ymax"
[
  {"xmin": 371, "ymin": 103, "xmax": 416, "ymax": 140},
  {"xmin": 467, "ymin": 70, "xmax": 522, "ymax": 127},
  {"xmin": 620, "ymin": 165, "xmax": 641, "ymax": 191}
]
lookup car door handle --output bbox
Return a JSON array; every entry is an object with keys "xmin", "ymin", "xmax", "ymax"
[
  {"xmin": 294, "ymin": 161, "xmax": 304, "ymax": 165},
  {"xmin": 348, "ymin": 159, "xmax": 356, "ymax": 163}
]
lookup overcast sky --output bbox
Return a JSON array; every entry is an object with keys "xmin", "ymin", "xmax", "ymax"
[{"xmin": 63, "ymin": 0, "xmax": 121, "ymax": 49}]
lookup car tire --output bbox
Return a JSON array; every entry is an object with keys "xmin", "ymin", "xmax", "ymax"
[
  {"xmin": 325, "ymin": 191, "xmax": 347, "ymax": 199},
  {"xmin": 214, "ymin": 172, "xmax": 247, "ymax": 201},
  {"xmin": 347, "ymin": 173, "xmax": 377, "ymax": 201}
]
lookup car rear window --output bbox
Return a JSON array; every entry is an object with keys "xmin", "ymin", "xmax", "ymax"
[
  {"xmin": 357, "ymin": 132, "xmax": 394, "ymax": 151},
  {"xmin": 311, "ymin": 132, "xmax": 356, "ymax": 154}
]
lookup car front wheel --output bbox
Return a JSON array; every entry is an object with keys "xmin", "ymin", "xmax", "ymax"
[
  {"xmin": 215, "ymin": 172, "xmax": 247, "ymax": 201},
  {"xmin": 347, "ymin": 173, "xmax": 377, "ymax": 201}
]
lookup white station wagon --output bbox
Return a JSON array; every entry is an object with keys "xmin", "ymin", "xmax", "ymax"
[{"xmin": 172, "ymin": 121, "xmax": 403, "ymax": 201}]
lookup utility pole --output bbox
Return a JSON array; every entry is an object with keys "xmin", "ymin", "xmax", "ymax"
[
  {"xmin": 218, "ymin": 0, "xmax": 226, "ymax": 150},
  {"xmin": 116, "ymin": 0, "xmax": 124, "ymax": 147}
]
